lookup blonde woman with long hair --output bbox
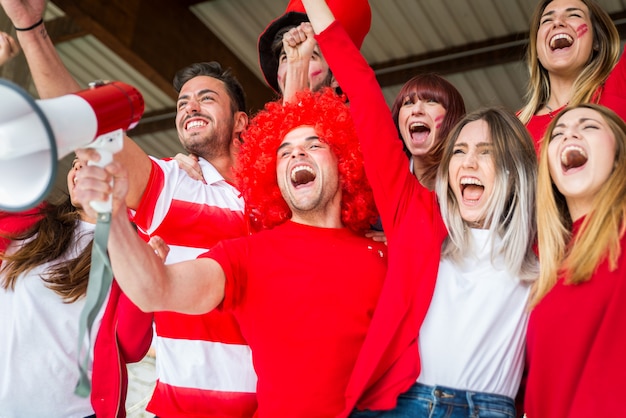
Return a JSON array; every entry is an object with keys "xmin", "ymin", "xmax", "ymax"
[
  {"xmin": 518, "ymin": 0, "xmax": 626, "ymax": 152},
  {"xmin": 525, "ymin": 103, "xmax": 626, "ymax": 417}
]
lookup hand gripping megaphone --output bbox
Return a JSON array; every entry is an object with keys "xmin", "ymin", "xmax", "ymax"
[{"xmin": 0, "ymin": 79, "xmax": 145, "ymax": 212}]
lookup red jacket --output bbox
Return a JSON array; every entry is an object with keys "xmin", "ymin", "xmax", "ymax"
[{"xmin": 317, "ymin": 22, "xmax": 447, "ymax": 416}]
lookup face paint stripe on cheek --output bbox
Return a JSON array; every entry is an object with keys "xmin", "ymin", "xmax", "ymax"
[
  {"xmin": 435, "ymin": 115, "xmax": 444, "ymax": 129},
  {"xmin": 577, "ymin": 24, "xmax": 589, "ymax": 38}
]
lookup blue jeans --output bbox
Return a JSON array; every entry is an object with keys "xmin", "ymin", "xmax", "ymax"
[{"xmin": 350, "ymin": 382, "xmax": 516, "ymax": 418}]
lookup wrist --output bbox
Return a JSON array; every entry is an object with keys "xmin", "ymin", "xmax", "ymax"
[{"xmin": 14, "ymin": 18, "xmax": 44, "ymax": 32}]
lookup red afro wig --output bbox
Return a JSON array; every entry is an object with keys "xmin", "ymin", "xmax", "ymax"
[{"xmin": 237, "ymin": 88, "xmax": 377, "ymax": 233}]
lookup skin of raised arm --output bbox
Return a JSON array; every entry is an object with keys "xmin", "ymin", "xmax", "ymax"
[
  {"xmin": 282, "ymin": 23, "xmax": 315, "ymax": 104},
  {"xmin": 301, "ymin": 0, "xmax": 336, "ymax": 34},
  {"xmin": 1, "ymin": 0, "xmax": 81, "ymax": 96},
  {"xmin": 1, "ymin": 0, "xmax": 152, "ymax": 208},
  {"xmin": 73, "ymin": 151, "xmax": 226, "ymax": 315}
]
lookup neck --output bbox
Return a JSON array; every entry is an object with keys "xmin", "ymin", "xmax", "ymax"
[
  {"xmin": 205, "ymin": 154, "xmax": 237, "ymax": 183},
  {"xmin": 290, "ymin": 208, "xmax": 343, "ymax": 229},
  {"xmin": 546, "ymin": 74, "xmax": 575, "ymax": 109},
  {"xmin": 566, "ymin": 198, "xmax": 590, "ymax": 223}
]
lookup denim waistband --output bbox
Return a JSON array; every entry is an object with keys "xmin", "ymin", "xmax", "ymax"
[{"xmin": 408, "ymin": 382, "xmax": 516, "ymax": 417}]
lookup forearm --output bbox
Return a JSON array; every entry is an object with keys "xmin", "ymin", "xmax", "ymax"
[
  {"xmin": 301, "ymin": 0, "xmax": 335, "ymax": 34},
  {"xmin": 107, "ymin": 208, "xmax": 171, "ymax": 312},
  {"xmin": 283, "ymin": 57, "xmax": 310, "ymax": 104},
  {"xmin": 117, "ymin": 137, "xmax": 152, "ymax": 210},
  {"xmin": 14, "ymin": 24, "xmax": 82, "ymax": 97},
  {"xmin": 107, "ymin": 208, "xmax": 226, "ymax": 315}
]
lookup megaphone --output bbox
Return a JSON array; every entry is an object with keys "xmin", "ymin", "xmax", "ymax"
[{"xmin": 0, "ymin": 79, "xmax": 144, "ymax": 212}]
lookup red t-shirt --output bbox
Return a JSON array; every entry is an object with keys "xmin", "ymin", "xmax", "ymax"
[
  {"xmin": 525, "ymin": 218, "xmax": 626, "ymax": 417},
  {"xmin": 203, "ymin": 221, "xmax": 388, "ymax": 417}
]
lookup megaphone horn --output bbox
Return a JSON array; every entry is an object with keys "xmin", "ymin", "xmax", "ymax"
[{"xmin": 0, "ymin": 79, "xmax": 144, "ymax": 212}]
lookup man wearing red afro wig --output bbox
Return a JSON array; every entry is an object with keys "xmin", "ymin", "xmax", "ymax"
[{"xmin": 74, "ymin": 88, "xmax": 388, "ymax": 417}]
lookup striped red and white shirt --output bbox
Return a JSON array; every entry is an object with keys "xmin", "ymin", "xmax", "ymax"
[{"xmin": 130, "ymin": 157, "xmax": 257, "ymax": 417}]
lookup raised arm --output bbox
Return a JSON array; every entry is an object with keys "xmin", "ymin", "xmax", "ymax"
[
  {"xmin": 1, "ymin": 0, "xmax": 153, "ymax": 209},
  {"xmin": 1, "ymin": 0, "xmax": 80, "ymax": 96},
  {"xmin": 281, "ymin": 23, "xmax": 315, "ymax": 103},
  {"xmin": 301, "ymin": 0, "xmax": 335, "ymax": 33},
  {"xmin": 301, "ymin": 0, "xmax": 431, "ymax": 231},
  {"xmin": 73, "ymin": 150, "xmax": 226, "ymax": 315}
]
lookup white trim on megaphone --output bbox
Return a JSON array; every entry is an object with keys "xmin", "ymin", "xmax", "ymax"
[{"xmin": 0, "ymin": 79, "xmax": 144, "ymax": 212}]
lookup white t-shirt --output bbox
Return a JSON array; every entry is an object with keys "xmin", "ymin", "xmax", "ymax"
[
  {"xmin": 0, "ymin": 221, "xmax": 103, "ymax": 418},
  {"xmin": 417, "ymin": 228, "xmax": 531, "ymax": 399}
]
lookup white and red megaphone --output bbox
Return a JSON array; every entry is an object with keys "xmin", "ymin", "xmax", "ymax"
[{"xmin": 0, "ymin": 79, "xmax": 144, "ymax": 212}]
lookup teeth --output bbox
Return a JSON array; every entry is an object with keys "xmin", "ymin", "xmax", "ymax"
[
  {"xmin": 186, "ymin": 120, "xmax": 207, "ymax": 130},
  {"xmin": 550, "ymin": 33, "xmax": 573, "ymax": 49},
  {"xmin": 291, "ymin": 165, "xmax": 315, "ymax": 182},
  {"xmin": 409, "ymin": 122, "xmax": 429, "ymax": 133},
  {"xmin": 460, "ymin": 177, "xmax": 483, "ymax": 186},
  {"xmin": 561, "ymin": 145, "xmax": 588, "ymax": 168}
]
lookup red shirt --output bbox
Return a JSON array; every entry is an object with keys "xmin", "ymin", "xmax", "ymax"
[
  {"xmin": 525, "ymin": 218, "xmax": 626, "ymax": 417},
  {"xmin": 204, "ymin": 221, "xmax": 388, "ymax": 417}
]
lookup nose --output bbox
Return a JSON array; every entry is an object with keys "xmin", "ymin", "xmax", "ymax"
[
  {"xmin": 410, "ymin": 100, "xmax": 425, "ymax": 115},
  {"xmin": 290, "ymin": 145, "xmax": 307, "ymax": 158},
  {"xmin": 561, "ymin": 126, "xmax": 581, "ymax": 142},
  {"xmin": 462, "ymin": 151, "xmax": 478, "ymax": 168},
  {"xmin": 552, "ymin": 12, "xmax": 566, "ymax": 27},
  {"xmin": 184, "ymin": 97, "xmax": 200, "ymax": 114}
]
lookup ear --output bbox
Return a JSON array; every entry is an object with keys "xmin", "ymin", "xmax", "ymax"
[{"xmin": 233, "ymin": 111, "xmax": 248, "ymax": 138}]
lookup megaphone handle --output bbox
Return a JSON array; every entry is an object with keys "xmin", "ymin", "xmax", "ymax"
[
  {"xmin": 86, "ymin": 129, "xmax": 124, "ymax": 214},
  {"xmin": 89, "ymin": 149, "xmax": 113, "ymax": 214}
]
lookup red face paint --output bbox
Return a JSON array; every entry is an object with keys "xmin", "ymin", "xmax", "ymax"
[
  {"xmin": 434, "ymin": 115, "xmax": 444, "ymax": 129},
  {"xmin": 310, "ymin": 70, "xmax": 323, "ymax": 78},
  {"xmin": 577, "ymin": 24, "xmax": 589, "ymax": 39}
]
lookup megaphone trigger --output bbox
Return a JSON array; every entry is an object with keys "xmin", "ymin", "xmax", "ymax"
[{"xmin": 87, "ymin": 129, "xmax": 124, "ymax": 214}]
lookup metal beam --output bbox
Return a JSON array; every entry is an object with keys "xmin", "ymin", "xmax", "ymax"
[
  {"xmin": 373, "ymin": 11, "xmax": 626, "ymax": 87},
  {"xmin": 50, "ymin": 0, "xmax": 273, "ymax": 112}
]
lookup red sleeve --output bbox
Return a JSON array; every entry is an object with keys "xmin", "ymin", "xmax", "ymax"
[
  {"xmin": 115, "ymin": 286, "xmax": 154, "ymax": 362},
  {"xmin": 599, "ymin": 45, "xmax": 626, "ymax": 123},
  {"xmin": 315, "ymin": 22, "xmax": 441, "ymax": 237},
  {"xmin": 199, "ymin": 238, "xmax": 249, "ymax": 313},
  {"xmin": 131, "ymin": 159, "xmax": 163, "ymax": 231}
]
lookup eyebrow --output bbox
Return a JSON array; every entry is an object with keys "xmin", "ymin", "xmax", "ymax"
[
  {"xmin": 542, "ymin": 7, "xmax": 585, "ymax": 17},
  {"xmin": 454, "ymin": 141, "xmax": 492, "ymax": 148},
  {"xmin": 277, "ymin": 135, "xmax": 320, "ymax": 152},
  {"xmin": 555, "ymin": 116, "xmax": 602, "ymax": 128},
  {"xmin": 177, "ymin": 89, "xmax": 219, "ymax": 102}
]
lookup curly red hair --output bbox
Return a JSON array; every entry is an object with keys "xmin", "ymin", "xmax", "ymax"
[{"xmin": 237, "ymin": 88, "xmax": 377, "ymax": 233}]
